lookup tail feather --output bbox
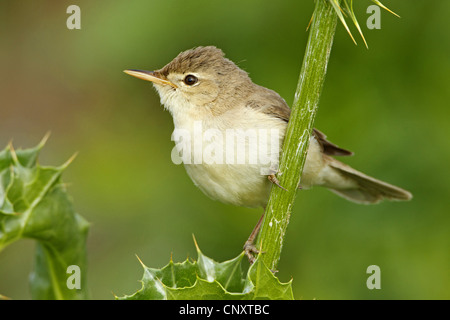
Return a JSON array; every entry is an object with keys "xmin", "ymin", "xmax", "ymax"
[
  {"xmin": 329, "ymin": 188, "xmax": 385, "ymax": 204},
  {"xmin": 325, "ymin": 157, "xmax": 413, "ymax": 204}
]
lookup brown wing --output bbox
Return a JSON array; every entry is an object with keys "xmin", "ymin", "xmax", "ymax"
[
  {"xmin": 246, "ymin": 86, "xmax": 352, "ymax": 157},
  {"xmin": 245, "ymin": 85, "xmax": 291, "ymax": 122},
  {"xmin": 312, "ymin": 128, "xmax": 353, "ymax": 156}
]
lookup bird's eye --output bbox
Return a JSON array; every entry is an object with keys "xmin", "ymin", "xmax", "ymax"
[{"xmin": 183, "ymin": 74, "xmax": 198, "ymax": 86}]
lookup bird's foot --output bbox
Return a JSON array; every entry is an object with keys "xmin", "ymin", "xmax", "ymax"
[
  {"xmin": 243, "ymin": 241, "xmax": 264, "ymax": 265},
  {"xmin": 268, "ymin": 174, "xmax": 288, "ymax": 191}
]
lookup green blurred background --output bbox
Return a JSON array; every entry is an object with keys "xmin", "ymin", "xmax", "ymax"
[{"xmin": 1, "ymin": 0, "xmax": 449, "ymax": 299}]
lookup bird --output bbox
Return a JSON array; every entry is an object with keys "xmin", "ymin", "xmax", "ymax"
[{"xmin": 124, "ymin": 46, "xmax": 412, "ymax": 262}]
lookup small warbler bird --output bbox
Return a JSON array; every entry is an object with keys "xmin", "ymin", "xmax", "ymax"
[{"xmin": 125, "ymin": 46, "xmax": 412, "ymax": 262}]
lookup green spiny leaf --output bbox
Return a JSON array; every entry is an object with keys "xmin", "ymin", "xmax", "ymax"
[
  {"xmin": 0, "ymin": 137, "xmax": 89, "ymax": 299},
  {"xmin": 195, "ymin": 236, "xmax": 245, "ymax": 292},
  {"xmin": 244, "ymin": 256, "xmax": 293, "ymax": 300},
  {"xmin": 118, "ymin": 240, "xmax": 294, "ymax": 300}
]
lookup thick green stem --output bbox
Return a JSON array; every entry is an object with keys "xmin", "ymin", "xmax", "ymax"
[{"xmin": 258, "ymin": 0, "xmax": 339, "ymax": 271}]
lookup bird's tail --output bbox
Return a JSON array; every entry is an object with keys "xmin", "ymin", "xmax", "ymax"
[{"xmin": 324, "ymin": 156, "xmax": 412, "ymax": 204}]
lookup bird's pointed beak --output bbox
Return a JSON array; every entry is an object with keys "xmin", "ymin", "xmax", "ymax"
[{"xmin": 123, "ymin": 69, "xmax": 177, "ymax": 88}]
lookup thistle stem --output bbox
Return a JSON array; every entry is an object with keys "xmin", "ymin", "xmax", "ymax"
[{"xmin": 257, "ymin": 0, "xmax": 339, "ymax": 271}]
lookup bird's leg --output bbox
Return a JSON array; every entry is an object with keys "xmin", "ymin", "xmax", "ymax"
[
  {"xmin": 268, "ymin": 174, "xmax": 288, "ymax": 191},
  {"xmin": 243, "ymin": 212, "xmax": 265, "ymax": 264},
  {"xmin": 243, "ymin": 172, "xmax": 287, "ymax": 264}
]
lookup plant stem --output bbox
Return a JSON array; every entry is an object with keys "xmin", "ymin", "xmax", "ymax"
[{"xmin": 258, "ymin": 0, "xmax": 339, "ymax": 271}]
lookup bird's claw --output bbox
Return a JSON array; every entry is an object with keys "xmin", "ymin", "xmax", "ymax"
[
  {"xmin": 243, "ymin": 241, "xmax": 264, "ymax": 265},
  {"xmin": 268, "ymin": 174, "xmax": 288, "ymax": 191}
]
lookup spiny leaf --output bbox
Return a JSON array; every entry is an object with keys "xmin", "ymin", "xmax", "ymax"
[
  {"xmin": 0, "ymin": 137, "xmax": 89, "ymax": 300},
  {"xmin": 244, "ymin": 256, "xmax": 293, "ymax": 300},
  {"xmin": 118, "ymin": 239, "xmax": 294, "ymax": 300},
  {"xmin": 194, "ymin": 235, "xmax": 245, "ymax": 293}
]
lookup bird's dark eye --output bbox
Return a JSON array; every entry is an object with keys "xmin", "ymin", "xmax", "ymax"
[{"xmin": 183, "ymin": 74, "xmax": 198, "ymax": 86}]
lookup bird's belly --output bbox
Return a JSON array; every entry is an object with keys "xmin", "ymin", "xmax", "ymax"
[
  {"xmin": 184, "ymin": 163, "xmax": 271, "ymax": 208},
  {"xmin": 182, "ymin": 136, "xmax": 327, "ymax": 208}
]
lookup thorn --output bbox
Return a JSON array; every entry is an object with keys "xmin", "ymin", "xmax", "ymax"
[
  {"xmin": 192, "ymin": 234, "xmax": 200, "ymax": 252},
  {"xmin": 344, "ymin": 0, "xmax": 368, "ymax": 49},
  {"xmin": 6, "ymin": 138, "xmax": 13, "ymax": 151},
  {"xmin": 61, "ymin": 151, "xmax": 78, "ymax": 169},
  {"xmin": 329, "ymin": 0, "xmax": 357, "ymax": 45},
  {"xmin": 38, "ymin": 132, "xmax": 51, "ymax": 150},
  {"xmin": 372, "ymin": 0, "xmax": 400, "ymax": 18},
  {"xmin": 8, "ymin": 142, "xmax": 19, "ymax": 165},
  {"xmin": 135, "ymin": 254, "xmax": 146, "ymax": 268},
  {"xmin": 306, "ymin": 12, "xmax": 314, "ymax": 31}
]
